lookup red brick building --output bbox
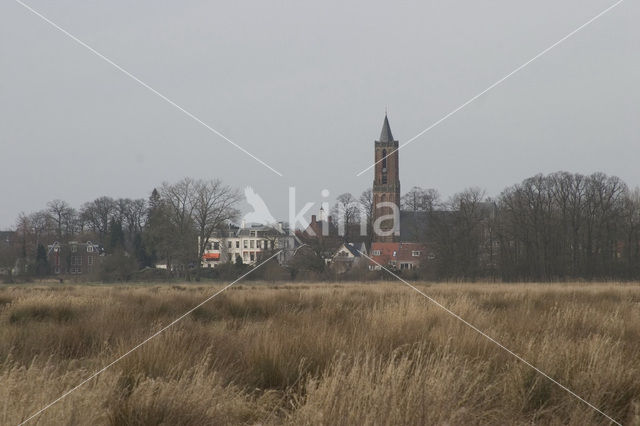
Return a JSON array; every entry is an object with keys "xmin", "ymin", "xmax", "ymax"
[
  {"xmin": 47, "ymin": 241, "xmax": 102, "ymax": 275},
  {"xmin": 369, "ymin": 242, "xmax": 427, "ymax": 271}
]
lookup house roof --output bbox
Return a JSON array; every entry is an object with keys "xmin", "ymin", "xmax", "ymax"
[
  {"xmin": 236, "ymin": 225, "xmax": 283, "ymax": 237},
  {"xmin": 47, "ymin": 241, "xmax": 103, "ymax": 256},
  {"xmin": 399, "ymin": 210, "xmax": 458, "ymax": 242},
  {"xmin": 342, "ymin": 243, "xmax": 361, "ymax": 257},
  {"xmin": 300, "ymin": 218, "xmax": 338, "ymax": 239}
]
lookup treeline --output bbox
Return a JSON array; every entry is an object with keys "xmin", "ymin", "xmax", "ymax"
[
  {"xmin": 2, "ymin": 178, "xmax": 240, "ymax": 280},
  {"xmin": 3, "ymin": 171, "xmax": 640, "ymax": 282},
  {"xmin": 412, "ymin": 172, "xmax": 640, "ymax": 281}
]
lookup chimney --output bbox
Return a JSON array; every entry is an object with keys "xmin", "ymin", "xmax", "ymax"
[{"xmin": 311, "ymin": 215, "xmax": 316, "ymax": 224}]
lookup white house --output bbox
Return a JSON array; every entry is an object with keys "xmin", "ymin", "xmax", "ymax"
[{"xmin": 201, "ymin": 223, "xmax": 298, "ymax": 267}]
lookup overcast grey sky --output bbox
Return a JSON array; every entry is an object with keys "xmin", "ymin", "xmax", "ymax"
[{"xmin": 1, "ymin": 0, "xmax": 638, "ymax": 229}]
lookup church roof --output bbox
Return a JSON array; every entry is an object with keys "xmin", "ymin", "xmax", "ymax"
[{"xmin": 378, "ymin": 114, "xmax": 395, "ymax": 142}]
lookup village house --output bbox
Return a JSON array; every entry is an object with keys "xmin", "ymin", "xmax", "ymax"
[
  {"xmin": 331, "ymin": 242, "xmax": 368, "ymax": 273},
  {"xmin": 368, "ymin": 242, "xmax": 427, "ymax": 271},
  {"xmin": 47, "ymin": 241, "xmax": 103, "ymax": 275}
]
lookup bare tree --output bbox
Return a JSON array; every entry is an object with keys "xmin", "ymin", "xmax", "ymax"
[
  {"xmin": 192, "ymin": 179, "xmax": 241, "ymax": 267},
  {"xmin": 332, "ymin": 192, "xmax": 359, "ymax": 239},
  {"xmin": 359, "ymin": 189, "xmax": 374, "ymax": 244},
  {"xmin": 402, "ymin": 187, "xmax": 440, "ymax": 212},
  {"xmin": 47, "ymin": 199, "xmax": 74, "ymax": 239},
  {"xmin": 28, "ymin": 210, "xmax": 54, "ymax": 248},
  {"xmin": 80, "ymin": 197, "xmax": 117, "ymax": 243},
  {"xmin": 622, "ymin": 187, "xmax": 640, "ymax": 277},
  {"xmin": 159, "ymin": 178, "xmax": 198, "ymax": 270},
  {"xmin": 428, "ymin": 188, "xmax": 488, "ymax": 280},
  {"xmin": 116, "ymin": 198, "xmax": 147, "ymax": 241}
]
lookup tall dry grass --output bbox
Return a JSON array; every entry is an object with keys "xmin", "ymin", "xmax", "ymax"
[{"xmin": 0, "ymin": 282, "xmax": 639, "ymax": 425}]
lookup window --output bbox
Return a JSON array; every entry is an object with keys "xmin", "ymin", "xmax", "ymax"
[
  {"xmin": 236, "ymin": 241, "xmax": 240, "ymax": 249},
  {"xmin": 381, "ymin": 149, "xmax": 387, "ymax": 184},
  {"xmin": 372, "ymin": 250, "xmax": 381, "ymax": 256},
  {"xmin": 71, "ymin": 245, "xmax": 77, "ymax": 253},
  {"xmin": 87, "ymin": 245, "xmax": 94, "ymax": 253},
  {"xmin": 213, "ymin": 242, "xmax": 220, "ymax": 250},
  {"xmin": 243, "ymin": 240, "xmax": 248, "ymax": 249},
  {"xmin": 88, "ymin": 256, "xmax": 94, "ymax": 265},
  {"xmin": 227, "ymin": 241, "xmax": 232, "ymax": 249},
  {"xmin": 250, "ymin": 240, "xmax": 255, "ymax": 249},
  {"xmin": 392, "ymin": 251, "xmax": 397, "ymax": 257},
  {"xmin": 206, "ymin": 243, "xmax": 212, "ymax": 250},
  {"xmin": 250, "ymin": 252, "xmax": 255, "ymax": 262},
  {"xmin": 412, "ymin": 251, "xmax": 421, "ymax": 257}
]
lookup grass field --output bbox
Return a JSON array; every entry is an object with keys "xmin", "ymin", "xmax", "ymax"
[{"xmin": 1, "ymin": 282, "xmax": 639, "ymax": 425}]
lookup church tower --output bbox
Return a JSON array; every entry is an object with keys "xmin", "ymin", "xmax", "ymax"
[{"xmin": 372, "ymin": 114, "xmax": 400, "ymax": 242}]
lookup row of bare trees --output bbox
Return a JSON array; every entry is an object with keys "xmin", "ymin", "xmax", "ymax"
[
  {"xmin": 406, "ymin": 172, "xmax": 640, "ymax": 281},
  {"xmin": 3, "ymin": 178, "xmax": 240, "ymax": 279},
  {"xmin": 496, "ymin": 172, "xmax": 640, "ymax": 281},
  {"xmin": 12, "ymin": 197, "xmax": 150, "ymax": 260}
]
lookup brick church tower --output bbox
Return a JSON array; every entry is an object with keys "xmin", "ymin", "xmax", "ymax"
[{"xmin": 372, "ymin": 114, "xmax": 400, "ymax": 242}]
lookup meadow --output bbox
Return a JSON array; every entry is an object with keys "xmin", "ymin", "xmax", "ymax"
[{"xmin": 1, "ymin": 281, "xmax": 639, "ymax": 425}]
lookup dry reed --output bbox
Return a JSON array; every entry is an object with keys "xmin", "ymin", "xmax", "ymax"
[{"xmin": 0, "ymin": 282, "xmax": 638, "ymax": 425}]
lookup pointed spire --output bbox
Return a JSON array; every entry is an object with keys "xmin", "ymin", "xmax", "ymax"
[{"xmin": 378, "ymin": 114, "xmax": 394, "ymax": 142}]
